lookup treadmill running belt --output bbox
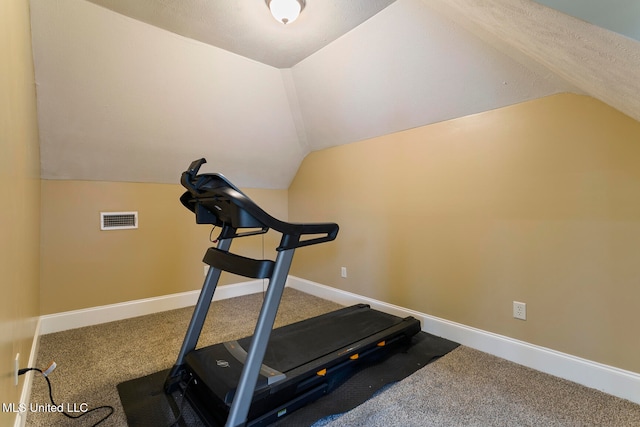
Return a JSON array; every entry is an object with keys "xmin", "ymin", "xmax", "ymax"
[{"xmin": 237, "ymin": 305, "xmax": 401, "ymax": 372}]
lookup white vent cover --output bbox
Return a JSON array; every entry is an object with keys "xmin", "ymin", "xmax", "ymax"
[{"xmin": 100, "ymin": 211, "xmax": 138, "ymax": 230}]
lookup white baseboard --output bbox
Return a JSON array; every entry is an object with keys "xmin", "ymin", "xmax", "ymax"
[
  {"xmin": 39, "ymin": 280, "xmax": 267, "ymax": 335},
  {"xmin": 287, "ymin": 276, "xmax": 640, "ymax": 405},
  {"xmin": 32, "ymin": 276, "xmax": 640, "ymax": 406},
  {"xmin": 14, "ymin": 317, "xmax": 41, "ymax": 427}
]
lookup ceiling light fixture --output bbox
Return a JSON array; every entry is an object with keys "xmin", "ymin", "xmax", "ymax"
[{"xmin": 266, "ymin": 0, "xmax": 305, "ymax": 25}]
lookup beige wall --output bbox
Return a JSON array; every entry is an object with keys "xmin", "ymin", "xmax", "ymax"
[
  {"xmin": 289, "ymin": 93, "xmax": 640, "ymax": 373},
  {"xmin": 0, "ymin": 0, "xmax": 41, "ymax": 423},
  {"xmin": 40, "ymin": 180, "xmax": 287, "ymax": 314}
]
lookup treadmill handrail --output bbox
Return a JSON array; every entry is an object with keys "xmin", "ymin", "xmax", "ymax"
[{"xmin": 180, "ymin": 159, "xmax": 339, "ymax": 250}]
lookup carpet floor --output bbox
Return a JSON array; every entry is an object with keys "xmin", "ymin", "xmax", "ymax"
[{"xmin": 26, "ymin": 288, "xmax": 640, "ymax": 426}]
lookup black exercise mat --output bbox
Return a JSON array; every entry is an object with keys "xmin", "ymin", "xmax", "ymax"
[
  {"xmin": 272, "ymin": 331, "xmax": 459, "ymax": 426},
  {"xmin": 117, "ymin": 369, "xmax": 201, "ymax": 427},
  {"xmin": 118, "ymin": 332, "xmax": 459, "ymax": 426}
]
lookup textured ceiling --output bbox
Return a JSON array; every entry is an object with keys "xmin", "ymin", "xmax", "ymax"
[
  {"xmin": 85, "ymin": 0, "xmax": 397, "ymax": 68},
  {"xmin": 429, "ymin": 0, "xmax": 640, "ymax": 124},
  {"xmin": 29, "ymin": 0, "xmax": 640, "ymax": 189}
]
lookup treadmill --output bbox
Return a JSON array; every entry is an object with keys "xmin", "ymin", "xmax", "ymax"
[{"xmin": 164, "ymin": 159, "xmax": 421, "ymax": 427}]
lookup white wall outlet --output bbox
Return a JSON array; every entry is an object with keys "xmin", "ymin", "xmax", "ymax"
[
  {"xmin": 341, "ymin": 267, "xmax": 347, "ymax": 278},
  {"xmin": 204, "ymin": 265, "xmax": 210, "ymax": 277},
  {"xmin": 14, "ymin": 353, "xmax": 19, "ymax": 386},
  {"xmin": 513, "ymin": 301, "xmax": 527, "ymax": 320}
]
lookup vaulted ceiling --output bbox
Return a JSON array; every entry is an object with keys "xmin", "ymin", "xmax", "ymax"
[{"xmin": 30, "ymin": 0, "xmax": 640, "ymax": 189}]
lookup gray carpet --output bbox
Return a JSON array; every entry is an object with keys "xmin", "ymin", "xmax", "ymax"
[
  {"xmin": 27, "ymin": 289, "xmax": 640, "ymax": 426},
  {"xmin": 321, "ymin": 345, "xmax": 640, "ymax": 427}
]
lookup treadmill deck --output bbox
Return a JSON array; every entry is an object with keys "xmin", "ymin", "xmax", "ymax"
[{"xmin": 184, "ymin": 304, "xmax": 421, "ymax": 425}]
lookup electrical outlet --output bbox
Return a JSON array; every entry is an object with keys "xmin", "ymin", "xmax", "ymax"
[
  {"xmin": 14, "ymin": 353, "xmax": 19, "ymax": 386},
  {"xmin": 341, "ymin": 267, "xmax": 347, "ymax": 278},
  {"xmin": 513, "ymin": 301, "xmax": 527, "ymax": 320}
]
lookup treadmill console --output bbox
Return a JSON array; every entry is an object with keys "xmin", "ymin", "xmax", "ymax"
[{"xmin": 179, "ymin": 158, "xmax": 339, "ymax": 250}]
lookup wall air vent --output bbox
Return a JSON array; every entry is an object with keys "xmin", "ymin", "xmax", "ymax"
[{"xmin": 100, "ymin": 211, "xmax": 138, "ymax": 230}]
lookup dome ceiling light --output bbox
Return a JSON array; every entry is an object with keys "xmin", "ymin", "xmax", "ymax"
[{"xmin": 266, "ymin": 0, "xmax": 306, "ymax": 25}]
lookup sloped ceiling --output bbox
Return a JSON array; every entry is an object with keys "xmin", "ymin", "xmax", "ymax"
[
  {"xmin": 429, "ymin": 0, "xmax": 640, "ymax": 128},
  {"xmin": 83, "ymin": 0, "xmax": 398, "ymax": 69},
  {"xmin": 30, "ymin": 0, "xmax": 640, "ymax": 189}
]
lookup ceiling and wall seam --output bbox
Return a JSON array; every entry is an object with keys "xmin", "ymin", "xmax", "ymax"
[{"xmin": 280, "ymin": 68, "xmax": 311, "ymax": 156}]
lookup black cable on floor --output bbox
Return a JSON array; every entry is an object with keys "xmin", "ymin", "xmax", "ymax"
[{"xmin": 19, "ymin": 367, "xmax": 114, "ymax": 426}]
